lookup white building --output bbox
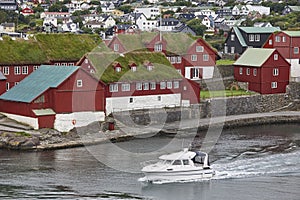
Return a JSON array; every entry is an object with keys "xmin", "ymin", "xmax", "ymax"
[{"xmin": 134, "ymin": 7, "xmax": 160, "ymax": 19}]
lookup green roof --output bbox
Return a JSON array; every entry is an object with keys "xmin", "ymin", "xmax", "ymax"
[
  {"xmin": 233, "ymin": 27, "xmax": 247, "ymax": 47},
  {"xmin": 87, "ymin": 51, "xmax": 182, "ymax": 83},
  {"xmin": 233, "ymin": 48, "xmax": 275, "ymax": 67},
  {"xmin": 283, "ymin": 31, "xmax": 300, "ymax": 37},
  {"xmin": 0, "ymin": 34, "xmax": 101, "ymax": 65},
  {"xmin": 239, "ymin": 27, "xmax": 280, "ymax": 34},
  {"xmin": 116, "ymin": 32, "xmax": 157, "ymax": 52},
  {"xmin": 0, "ymin": 65, "xmax": 79, "ymax": 103},
  {"xmin": 289, "ymin": 6, "xmax": 300, "ymax": 12},
  {"xmin": 33, "ymin": 109, "xmax": 56, "ymax": 116}
]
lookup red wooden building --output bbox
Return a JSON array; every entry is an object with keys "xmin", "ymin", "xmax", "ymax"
[
  {"xmin": 234, "ymin": 48, "xmax": 290, "ymax": 94},
  {"xmin": 263, "ymin": 31, "xmax": 300, "ymax": 82},
  {"xmin": 0, "ymin": 65, "xmax": 105, "ymax": 131}
]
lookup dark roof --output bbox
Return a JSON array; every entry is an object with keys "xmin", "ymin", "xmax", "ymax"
[{"xmin": 0, "ymin": 65, "xmax": 79, "ymax": 103}]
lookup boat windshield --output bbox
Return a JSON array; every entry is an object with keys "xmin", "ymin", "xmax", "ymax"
[{"xmin": 164, "ymin": 160, "xmax": 173, "ymax": 165}]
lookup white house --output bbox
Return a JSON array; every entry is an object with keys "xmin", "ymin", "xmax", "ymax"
[{"xmin": 134, "ymin": 7, "xmax": 160, "ymax": 19}]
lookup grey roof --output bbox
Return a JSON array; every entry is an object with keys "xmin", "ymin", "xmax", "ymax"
[
  {"xmin": 0, "ymin": 65, "xmax": 79, "ymax": 103},
  {"xmin": 0, "ymin": 71, "xmax": 6, "ymax": 80},
  {"xmin": 233, "ymin": 27, "xmax": 247, "ymax": 47},
  {"xmin": 234, "ymin": 48, "xmax": 276, "ymax": 67}
]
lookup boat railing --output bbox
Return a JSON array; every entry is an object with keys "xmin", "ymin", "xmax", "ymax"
[{"xmin": 140, "ymin": 160, "xmax": 159, "ymax": 167}]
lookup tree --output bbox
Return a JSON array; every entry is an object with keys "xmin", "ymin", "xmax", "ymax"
[
  {"xmin": 187, "ymin": 19, "xmax": 207, "ymax": 36},
  {"xmin": 118, "ymin": 5, "xmax": 133, "ymax": 14}
]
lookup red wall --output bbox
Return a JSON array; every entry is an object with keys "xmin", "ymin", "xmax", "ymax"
[
  {"xmin": 38, "ymin": 115, "xmax": 55, "ymax": 128},
  {"xmin": 108, "ymin": 37, "xmax": 127, "ymax": 53}
]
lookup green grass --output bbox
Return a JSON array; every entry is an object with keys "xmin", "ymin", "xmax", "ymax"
[
  {"xmin": 201, "ymin": 90, "xmax": 255, "ymax": 99},
  {"xmin": 216, "ymin": 59, "xmax": 235, "ymax": 65}
]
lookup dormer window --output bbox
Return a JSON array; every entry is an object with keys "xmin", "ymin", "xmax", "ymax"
[
  {"xmin": 129, "ymin": 62, "xmax": 137, "ymax": 72},
  {"xmin": 154, "ymin": 43, "xmax": 162, "ymax": 52},
  {"xmin": 113, "ymin": 62, "xmax": 122, "ymax": 72},
  {"xmin": 144, "ymin": 61, "xmax": 154, "ymax": 71}
]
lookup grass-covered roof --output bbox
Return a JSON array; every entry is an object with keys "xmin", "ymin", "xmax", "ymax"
[
  {"xmin": 0, "ymin": 34, "xmax": 101, "ymax": 65},
  {"xmin": 87, "ymin": 51, "xmax": 182, "ymax": 83}
]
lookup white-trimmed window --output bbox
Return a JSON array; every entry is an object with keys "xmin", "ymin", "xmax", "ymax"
[
  {"xmin": 6, "ymin": 82, "xmax": 9, "ymax": 91},
  {"xmin": 231, "ymin": 34, "xmax": 235, "ymax": 41},
  {"xmin": 239, "ymin": 67, "xmax": 243, "ymax": 75},
  {"xmin": 167, "ymin": 81, "xmax": 172, "ymax": 89},
  {"xmin": 22, "ymin": 66, "xmax": 28, "ymax": 74},
  {"xmin": 253, "ymin": 68, "xmax": 257, "ymax": 76},
  {"xmin": 154, "ymin": 43, "xmax": 162, "ymax": 52},
  {"xmin": 231, "ymin": 47, "xmax": 235, "ymax": 54},
  {"xmin": 196, "ymin": 45, "xmax": 204, "ymax": 52},
  {"xmin": 191, "ymin": 55, "xmax": 197, "ymax": 61},
  {"xmin": 275, "ymin": 36, "xmax": 281, "ymax": 42},
  {"xmin": 294, "ymin": 47, "xmax": 299, "ymax": 54},
  {"xmin": 224, "ymin": 46, "xmax": 228, "ymax": 54},
  {"xmin": 282, "ymin": 36, "xmax": 286, "ymax": 42},
  {"xmin": 69, "ymin": 63, "xmax": 74, "ymax": 66},
  {"xmin": 246, "ymin": 68, "xmax": 250, "ymax": 75},
  {"xmin": 274, "ymin": 54, "xmax": 278, "ymax": 60},
  {"xmin": 160, "ymin": 81, "xmax": 166, "ymax": 89},
  {"xmin": 174, "ymin": 81, "xmax": 179, "ymax": 89},
  {"xmin": 115, "ymin": 67, "xmax": 121, "ymax": 72},
  {"xmin": 3, "ymin": 66, "xmax": 9, "ymax": 75},
  {"xmin": 150, "ymin": 82, "xmax": 156, "ymax": 90},
  {"xmin": 14, "ymin": 66, "xmax": 21, "ymax": 75},
  {"xmin": 76, "ymin": 80, "xmax": 83, "ymax": 87},
  {"xmin": 122, "ymin": 83, "xmax": 130, "ymax": 91},
  {"xmin": 84, "ymin": 59, "xmax": 88, "ymax": 64},
  {"xmin": 255, "ymin": 34, "xmax": 260, "ymax": 42},
  {"xmin": 143, "ymin": 82, "xmax": 149, "ymax": 90},
  {"xmin": 170, "ymin": 57, "xmax": 176, "ymax": 64},
  {"xmin": 273, "ymin": 68, "xmax": 279, "ymax": 76},
  {"xmin": 114, "ymin": 43, "xmax": 119, "ymax": 52},
  {"xmin": 109, "ymin": 84, "xmax": 118, "ymax": 92},
  {"xmin": 176, "ymin": 56, "xmax": 182, "ymax": 63},
  {"xmin": 136, "ymin": 82, "xmax": 142, "ymax": 90},
  {"xmin": 269, "ymin": 39, "xmax": 272, "ymax": 45},
  {"xmin": 203, "ymin": 54, "xmax": 209, "ymax": 61},
  {"xmin": 271, "ymin": 82, "xmax": 277, "ymax": 89},
  {"xmin": 249, "ymin": 34, "xmax": 254, "ymax": 42},
  {"xmin": 33, "ymin": 65, "xmax": 39, "ymax": 71}
]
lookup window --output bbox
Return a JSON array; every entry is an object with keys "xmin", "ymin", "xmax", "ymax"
[
  {"xmin": 294, "ymin": 47, "xmax": 299, "ymax": 54},
  {"xmin": 239, "ymin": 67, "xmax": 243, "ymax": 75},
  {"xmin": 131, "ymin": 66, "xmax": 137, "ymax": 72},
  {"xmin": 84, "ymin": 59, "xmax": 88, "ymax": 64},
  {"xmin": 122, "ymin": 83, "xmax": 130, "ymax": 91},
  {"xmin": 231, "ymin": 47, "xmax": 235, "ymax": 54},
  {"xmin": 115, "ymin": 67, "xmax": 121, "ymax": 72},
  {"xmin": 129, "ymin": 98, "xmax": 133, "ymax": 103},
  {"xmin": 14, "ymin": 66, "xmax": 21, "ymax": 75},
  {"xmin": 271, "ymin": 82, "xmax": 277, "ymax": 89},
  {"xmin": 192, "ymin": 68, "xmax": 199, "ymax": 78},
  {"xmin": 231, "ymin": 34, "xmax": 235, "ymax": 41},
  {"xmin": 273, "ymin": 68, "xmax": 279, "ymax": 76},
  {"xmin": 274, "ymin": 54, "xmax": 278, "ymax": 60},
  {"xmin": 136, "ymin": 82, "xmax": 142, "ymax": 90},
  {"xmin": 282, "ymin": 36, "xmax": 286, "ymax": 42},
  {"xmin": 203, "ymin": 54, "xmax": 209, "ymax": 61},
  {"xmin": 275, "ymin": 36, "xmax": 280, "ymax": 42},
  {"xmin": 224, "ymin": 46, "xmax": 228, "ymax": 54},
  {"xmin": 150, "ymin": 82, "xmax": 156, "ymax": 90},
  {"xmin": 158, "ymin": 96, "xmax": 161, "ymax": 101},
  {"xmin": 77, "ymin": 80, "xmax": 83, "ymax": 87},
  {"xmin": 6, "ymin": 82, "xmax": 9, "ymax": 91},
  {"xmin": 154, "ymin": 43, "xmax": 162, "ymax": 52},
  {"xmin": 113, "ymin": 43, "xmax": 119, "ymax": 52},
  {"xmin": 167, "ymin": 81, "xmax": 172, "ymax": 89},
  {"xmin": 33, "ymin": 66, "xmax": 39, "ymax": 71},
  {"xmin": 22, "ymin": 66, "xmax": 28, "ymax": 74},
  {"xmin": 176, "ymin": 56, "xmax": 181, "ymax": 63},
  {"xmin": 170, "ymin": 56, "xmax": 176, "ymax": 63},
  {"xmin": 3, "ymin": 66, "xmax": 9, "ymax": 75},
  {"xmin": 109, "ymin": 84, "xmax": 118, "ymax": 92},
  {"xmin": 160, "ymin": 81, "xmax": 166, "ymax": 89},
  {"xmin": 253, "ymin": 68, "xmax": 257, "ymax": 76},
  {"xmin": 143, "ymin": 82, "xmax": 149, "ymax": 90},
  {"xmin": 269, "ymin": 39, "xmax": 272, "ymax": 45},
  {"xmin": 191, "ymin": 55, "xmax": 197, "ymax": 61},
  {"xmin": 172, "ymin": 160, "xmax": 182, "ymax": 165},
  {"xmin": 196, "ymin": 45, "xmax": 204, "ymax": 52},
  {"xmin": 174, "ymin": 81, "xmax": 179, "ymax": 89},
  {"xmin": 255, "ymin": 34, "xmax": 260, "ymax": 42},
  {"xmin": 249, "ymin": 34, "xmax": 254, "ymax": 42},
  {"xmin": 246, "ymin": 68, "xmax": 250, "ymax": 75},
  {"xmin": 34, "ymin": 95, "xmax": 45, "ymax": 103}
]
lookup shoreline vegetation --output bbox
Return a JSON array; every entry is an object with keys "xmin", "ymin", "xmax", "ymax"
[{"xmin": 1, "ymin": 111, "xmax": 300, "ymax": 151}]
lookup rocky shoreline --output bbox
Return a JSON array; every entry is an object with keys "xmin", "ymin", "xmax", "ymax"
[{"xmin": 1, "ymin": 111, "xmax": 300, "ymax": 151}]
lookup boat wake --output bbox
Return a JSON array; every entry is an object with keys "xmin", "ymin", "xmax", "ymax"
[{"xmin": 212, "ymin": 149, "xmax": 300, "ymax": 180}]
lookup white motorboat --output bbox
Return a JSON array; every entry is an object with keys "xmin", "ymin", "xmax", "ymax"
[{"xmin": 140, "ymin": 148, "xmax": 215, "ymax": 182}]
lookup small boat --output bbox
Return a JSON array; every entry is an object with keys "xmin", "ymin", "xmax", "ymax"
[{"xmin": 140, "ymin": 148, "xmax": 215, "ymax": 183}]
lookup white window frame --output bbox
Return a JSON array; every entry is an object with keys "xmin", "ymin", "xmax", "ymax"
[
  {"xmin": 176, "ymin": 56, "xmax": 181, "ymax": 63},
  {"xmin": 191, "ymin": 55, "xmax": 197, "ymax": 61},
  {"xmin": 239, "ymin": 67, "xmax": 243, "ymax": 75},
  {"xmin": 274, "ymin": 54, "xmax": 278, "ymax": 60},
  {"xmin": 174, "ymin": 81, "xmax": 179, "ymax": 89},
  {"xmin": 6, "ymin": 82, "xmax": 9, "ymax": 91},
  {"xmin": 231, "ymin": 46, "xmax": 235, "ymax": 54},
  {"xmin": 196, "ymin": 45, "xmax": 204, "ymax": 52},
  {"xmin": 203, "ymin": 54, "xmax": 209, "ymax": 61},
  {"xmin": 113, "ymin": 43, "xmax": 119, "ymax": 52},
  {"xmin": 273, "ymin": 68, "xmax": 279, "ymax": 76},
  {"xmin": 150, "ymin": 82, "xmax": 156, "ymax": 90},
  {"xmin": 160, "ymin": 81, "xmax": 166, "ymax": 89},
  {"xmin": 170, "ymin": 56, "xmax": 176, "ymax": 64},
  {"xmin": 3, "ymin": 66, "xmax": 9, "ymax": 75},
  {"xmin": 275, "ymin": 36, "xmax": 280, "ymax": 42},
  {"xmin": 154, "ymin": 43, "xmax": 162, "ymax": 52},
  {"xmin": 109, "ymin": 84, "xmax": 118, "ymax": 92},
  {"xmin": 33, "ymin": 66, "xmax": 39, "ymax": 71},
  {"xmin": 122, "ymin": 83, "xmax": 130, "ymax": 91},
  {"xmin": 136, "ymin": 82, "xmax": 142, "ymax": 90},
  {"xmin": 143, "ymin": 82, "xmax": 149, "ymax": 90},
  {"xmin": 76, "ymin": 80, "xmax": 83, "ymax": 87},
  {"xmin": 115, "ymin": 67, "xmax": 121, "ymax": 72},
  {"xmin": 249, "ymin": 34, "xmax": 254, "ymax": 42},
  {"xmin": 253, "ymin": 68, "xmax": 257, "ymax": 76},
  {"xmin": 22, "ymin": 66, "xmax": 28, "ymax": 74},
  {"xmin": 246, "ymin": 68, "xmax": 250, "ymax": 75},
  {"xmin": 294, "ymin": 47, "xmax": 299, "ymax": 54},
  {"xmin": 268, "ymin": 39, "xmax": 272, "ymax": 45},
  {"xmin": 167, "ymin": 81, "xmax": 172, "ymax": 89},
  {"xmin": 255, "ymin": 34, "xmax": 260, "ymax": 42},
  {"xmin": 231, "ymin": 34, "xmax": 235, "ymax": 41},
  {"xmin": 282, "ymin": 36, "xmax": 286, "ymax": 42},
  {"xmin": 14, "ymin": 66, "xmax": 21, "ymax": 75},
  {"xmin": 271, "ymin": 82, "xmax": 278, "ymax": 89}
]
